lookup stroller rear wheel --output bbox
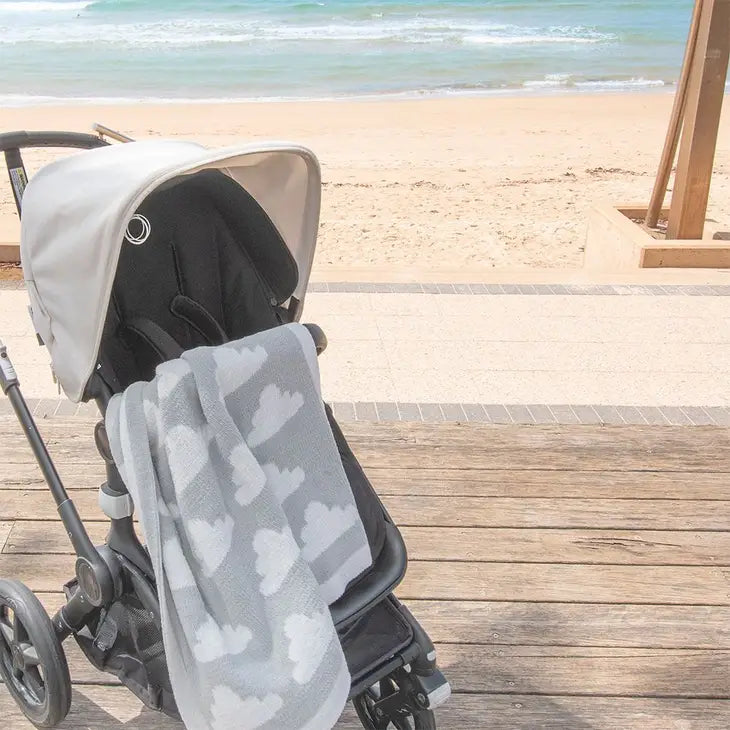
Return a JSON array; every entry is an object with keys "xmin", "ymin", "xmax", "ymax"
[
  {"xmin": 0, "ymin": 580, "xmax": 72, "ymax": 728},
  {"xmin": 353, "ymin": 672, "xmax": 437, "ymax": 730}
]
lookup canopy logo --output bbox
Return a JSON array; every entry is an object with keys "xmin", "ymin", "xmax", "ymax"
[{"xmin": 125, "ymin": 214, "xmax": 151, "ymax": 245}]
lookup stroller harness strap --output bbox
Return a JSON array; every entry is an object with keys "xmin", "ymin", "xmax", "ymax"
[
  {"xmin": 124, "ymin": 318, "xmax": 185, "ymax": 362},
  {"xmin": 105, "ymin": 323, "xmax": 372, "ymax": 730}
]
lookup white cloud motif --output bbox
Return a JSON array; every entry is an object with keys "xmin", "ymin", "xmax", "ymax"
[
  {"xmin": 210, "ymin": 685, "xmax": 282, "ymax": 730},
  {"xmin": 300, "ymin": 502, "xmax": 360, "ymax": 562},
  {"xmin": 284, "ymin": 610, "xmax": 334, "ymax": 684},
  {"xmin": 156, "ymin": 359, "xmax": 192, "ymax": 399},
  {"xmin": 253, "ymin": 526, "xmax": 300, "ymax": 596},
  {"xmin": 214, "ymin": 345, "xmax": 268, "ymax": 397},
  {"xmin": 192, "ymin": 614, "xmax": 252, "ymax": 663},
  {"xmin": 229, "ymin": 443, "xmax": 266, "ymax": 506},
  {"xmin": 188, "ymin": 515, "xmax": 235, "ymax": 577},
  {"xmin": 162, "ymin": 537, "xmax": 196, "ymax": 591},
  {"xmin": 262, "ymin": 462, "xmax": 305, "ymax": 504},
  {"xmin": 247, "ymin": 384, "xmax": 304, "ymax": 448},
  {"xmin": 165, "ymin": 424, "xmax": 210, "ymax": 497}
]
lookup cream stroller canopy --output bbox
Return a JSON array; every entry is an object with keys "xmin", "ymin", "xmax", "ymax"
[{"xmin": 19, "ymin": 140, "xmax": 322, "ymax": 402}]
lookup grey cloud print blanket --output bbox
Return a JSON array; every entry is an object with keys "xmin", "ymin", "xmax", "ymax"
[{"xmin": 105, "ymin": 323, "xmax": 372, "ymax": 730}]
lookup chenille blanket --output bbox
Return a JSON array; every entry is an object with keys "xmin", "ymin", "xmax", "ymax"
[{"xmin": 105, "ymin": 323, "xmax": 372, "ymax": 730}]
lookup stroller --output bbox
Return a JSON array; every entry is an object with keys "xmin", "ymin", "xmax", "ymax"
[{"xmin": 0, "ymin": 129, "xmax": 450, "ymax": 729}]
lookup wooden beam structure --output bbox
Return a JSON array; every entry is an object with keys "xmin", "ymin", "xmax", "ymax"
[
  {"xmin": 667, "ymin": 0, "xmax": 730, "ymax": 239},
  {"xmin": 645, "ymin": 0, "xmax": 704, "ymax": 228}
]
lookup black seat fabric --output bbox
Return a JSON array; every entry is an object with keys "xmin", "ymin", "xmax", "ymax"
[{"xmin": 94, "ymin": 169, "xmax": 385, "ymax": 561}]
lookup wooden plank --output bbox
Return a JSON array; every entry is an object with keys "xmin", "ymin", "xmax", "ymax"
[
  {"xmin": 3, "ymin": 420, "xmax": 730, "ymax": 472},
  {"xmin": 646, "ymin": 0, "xmax": 705, "ymax": 227},
  {"xmin": 1, "ymin": 689, "xmax": 730, "ymax": 730},
  {"xmin": 6, "ymin": 463, "xmax": 730, "ymax": 500},
  {"xmin": 4, "ymin": 522, "xmax": 110, "ymax": 553},
  {"xmin": 384, "ymin": 496, "xmax": 730, "ymax": 530},
  {"xmin": 405, "ymin": 599, "xmax": 730, "ymax": 649},
  {"xmin": 2, "ymin": 554, "xmax": 727, "ymax": 604},
  {"xmin": 368, "ymin": 468, "xmax": 730, "ymax": 500},
  {"xmin": 0, "ymin": 522, "xmax": 11, "ymax": 552},
  {"xmin": 438, "ymin": 645, "xmax": 730, "ymax": 698},
  {"xmin": 1, "ymin": 462, "xmax": 103, "ymax": 490},
  {"xmin": 340, "ymin": 423, "xmax": 730, "ymax": 473},
  {"xmin": 3, "ymin": 490, "xmax": 730, "ymax": 530},
  {"xmin": 41, "ymin": 640, "xmax": 730, "ymax": 698},
  {"xmin": 32, "ymin": 592, "xmax": 730, "ymax": 649},
  {"xmin": 10, "ymin": 521, "xmax": 729, "ymax": 566},
  {"xmin": 399, "ymin": 527, "xmax": 730, "ymax": 565},
  {"xmin": 667, "ymin": 0, "xmax": 730, "ymax": 239},
  {"xmin": 398, "ymin": 561, "xmax": 730, "ymax": 605}
]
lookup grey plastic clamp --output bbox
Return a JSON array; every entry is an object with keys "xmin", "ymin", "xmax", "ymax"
[{"xmin": 98, "ymin": 487, "xmax": 134, "ymax": 520}]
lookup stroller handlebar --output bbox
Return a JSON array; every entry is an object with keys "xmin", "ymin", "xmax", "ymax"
[{"xmin": 0, "ymin": 130, "xmax": 108, "ymax": 153}]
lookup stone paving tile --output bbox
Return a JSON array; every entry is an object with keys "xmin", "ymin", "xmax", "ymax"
[
  {"xmin": 704, "ymin": 407, "xmax": 730, "ymax": 426},
  {"xmin": 53, "ymin": 399, "xmax": 79, "ymax": 416},
  {"xmin": 485, "ymin": 404, "xmax": 512, "ymax": 424},
  {"xmin": 354, "ymin": 402, "xmax": 377, "ymax": 421},
  {"xmin": 399, "ymin": 283, "xmax": 425, "ymax": 294},
  {"xmin": 418, "ymin": 403, "xmax": 445, "ymax": 421},
  {"xmin": 617, "ymin": 405, "xmax": 647, "ymax": 424},
  {"xmin": 31, "ymin": 398, "xmax": 57, "ymax": 419},
  {"xmin": 76, "ymin": 402, "xmax": 100, "ymax": 418},
  {"xmin": 506, "ymin": 404, "xmax": 534, "ymax": 423},
  {"xmin": 396, "ymin": 402, "xmax": 422, "ymax": 421},
  {"xmin": 375, "ymin": 402, "xmax": 399, "ymax": 421},
  {"xmin": 593, "ymin": 405, "xmax": 626, "ymax": 425},
  {"xmin": 461, "ymin": 403, "xmax": 490, "ymax": 422},
  {"xmin": 332, "ymin": 401, "xmax": 356, "ymax": 422},
  {"xmin": 638, "ymin": 406, "xmax": 670, "ymax": 425},
  {"xmin": 659, "ymin": 406, "xmax": 693, "ymax": 426},
  {"xmin": 570, "ymin": 405, "xmax": 602, "ymax": 424},
  {"xmin": 439, "ymin": 403, "xmax": 466, "ymax": 421},
  {"xmin": 526, "ymin": 404, "xmax": 556, "ymax": 423},
  {"xmin": 680, "ymin": 406, "xmax": 715, "ymax": 426},
  {"xmin": 548, "ymin": 404, "xmax": 580, "ymax": 424}
]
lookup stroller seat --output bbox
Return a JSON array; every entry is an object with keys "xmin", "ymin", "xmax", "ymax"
[{"xmin": 92, "ymin": 169, "xmax": 386, "ymax": 587}]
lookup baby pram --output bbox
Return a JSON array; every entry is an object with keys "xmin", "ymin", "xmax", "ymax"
[{"xmin": 0, "ymin": 129, "xmax": 450, "ymax": 729}]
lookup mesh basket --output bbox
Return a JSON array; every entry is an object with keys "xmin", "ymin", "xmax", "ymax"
[{"xmin": 65, "ymin": 571, "xmax": 179, "ymax": 719}]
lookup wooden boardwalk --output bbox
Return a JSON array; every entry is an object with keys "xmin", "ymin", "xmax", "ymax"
[{"xmin": 0, "ymin": 416, "xmax": 729, "ymax": 728}]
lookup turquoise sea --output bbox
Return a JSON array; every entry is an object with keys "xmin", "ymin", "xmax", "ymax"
[{"xmin": 0, "ymin": 0, "xmax": 696, "ymax": 104}]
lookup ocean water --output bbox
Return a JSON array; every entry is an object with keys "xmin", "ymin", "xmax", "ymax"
[{"xmin": 0, "ymin": 0, "xmax": 695, "ymax": 104}]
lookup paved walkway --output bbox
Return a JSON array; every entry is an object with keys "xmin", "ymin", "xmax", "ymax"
[{"xmin": 1, "ymin": 281, "xmax": 729, "ymax": 424}]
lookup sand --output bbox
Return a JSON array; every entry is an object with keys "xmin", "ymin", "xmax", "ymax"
[{"xmin": 2, "ymin": 94, "xmax": 730, "ymax": 272}]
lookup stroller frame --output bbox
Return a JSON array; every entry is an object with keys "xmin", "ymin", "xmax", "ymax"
[{"xmin": 0, "ymin": 130, "xmax": 449, "ymax": 729}]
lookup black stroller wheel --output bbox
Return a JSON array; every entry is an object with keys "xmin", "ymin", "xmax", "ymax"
[
  {"xmin": 353, "ymin": 675, "xmax": 437, "ymax": 730},
  {"xmin": 0, "ymin": 580, "xmax": 72, "ymax": 728}
]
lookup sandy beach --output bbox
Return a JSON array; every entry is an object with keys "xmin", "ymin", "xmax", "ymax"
[{"xmin": 2, "ymin": 93, "xmax": 730, "ymax": 272}]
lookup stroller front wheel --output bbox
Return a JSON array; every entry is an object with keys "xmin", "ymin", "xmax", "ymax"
[
  {"xmin": 0, "ymin": 580, "xmax": 72, "ymax": 728},
  {"xmin": 353, "ymin": 672, "xmax": 437, "ymax": 730}
]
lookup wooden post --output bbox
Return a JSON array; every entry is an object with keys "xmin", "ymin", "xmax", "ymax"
[
  {"xmin": 667, "ymin": 0, "xmax": 730, "ymax": 239},
  {"xmin": 645, "ymin": 0, "xmax": 704, "ymax": 228}
]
